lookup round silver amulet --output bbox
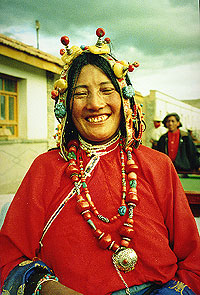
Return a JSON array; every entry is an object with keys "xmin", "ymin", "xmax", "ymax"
[{"xmin": 112, "ymin": 247, "xmax": 137, "ymax": 273}]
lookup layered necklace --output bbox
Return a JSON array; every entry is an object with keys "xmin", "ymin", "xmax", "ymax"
[{"xmin": 65, "ymin": 136, "xmax": 139, "ymax": 294}]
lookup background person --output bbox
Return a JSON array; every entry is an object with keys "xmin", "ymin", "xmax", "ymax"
[
  {"xmin": 0, "ymin": 29, "xmax": 200, "ymax": 295},
  {"xmin": 157, "ymin": 113, "xmax": 200, "ymax": 172},
  {"xmin": 149, "ymin": 117, "xmax": 166, "ymax": 149}
]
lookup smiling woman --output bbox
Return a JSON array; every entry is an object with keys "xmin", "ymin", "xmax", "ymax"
[
  {"xmin": 71, "ymin": 64, "xmax": 121, "ymax": 143},
  {"xmin": 0, "ymin": 28, "xmax": 199, "ymax": 295}
]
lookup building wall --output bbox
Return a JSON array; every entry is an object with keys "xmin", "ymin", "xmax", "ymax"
[
  {"xmin": 0, "ymin": 55, "xmax": 58, "ymax": 194},
  {"xmin": 1, "ymin": 55, "xmax": 48, "ymax": 139},
  {"xmin": 144, "ymin": 90, "xmax": 200, "ymax": 147}
]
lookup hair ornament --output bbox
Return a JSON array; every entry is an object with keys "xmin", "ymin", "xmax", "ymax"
[
  {"xmin": 54, "ymin": 102, "xmax": 66, "ymax": 119},
  {"xmin": 122, "ymin": 86, "xmax": 135, "ymax": 99},
  {"xmin": 51, "ymin": 28, "xmax": 144, "ymax": 149}
]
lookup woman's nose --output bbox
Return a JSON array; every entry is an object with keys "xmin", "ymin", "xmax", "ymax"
[{"xmin": 86, "ymin": 91, "xmax": 105, "ymax": 110}]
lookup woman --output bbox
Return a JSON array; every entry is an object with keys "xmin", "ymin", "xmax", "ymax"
[
  {"xmin": 157, "ymin": 113, "xmax": 200, "ymax": 172},
  {"xmin": 0, "ymin": 29, "xmax": 199, "ymax": 295}
]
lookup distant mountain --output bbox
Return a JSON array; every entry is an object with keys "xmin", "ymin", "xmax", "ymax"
[{"xmin": 182, "ymin": 99, "xmax": 200, "ymax": 109}]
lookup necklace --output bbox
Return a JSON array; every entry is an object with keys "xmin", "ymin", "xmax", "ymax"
[
  {"xmin": 78, "ymin": 132, "xmax": 120, "ymax": 156},
  {"xmin": 65, "ymin": 138, "xmax": 139, "ymax": 293}
]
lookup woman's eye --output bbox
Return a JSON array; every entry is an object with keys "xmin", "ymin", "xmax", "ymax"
[
  {"xmin": 101, "ymin": 88, "xmax": 115, "ymax": 94},
  {"xmin": 74, "ymin": 92, "xmax": 88, "ymax": 98}
]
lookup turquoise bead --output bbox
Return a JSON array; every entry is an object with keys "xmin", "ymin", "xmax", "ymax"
[
  {"xmin": 118, "ymin": 205, "xmax": 126, "ymax": 216},
  {"xmin": 54, "ymin": 102, "xmax": 66, "ymax": 118},
  {"xmin": 130, "ymin": 179, "xmax": 137, "ymax": 188},
  {"xmin": 82, "ymin": 182, "xmax": 87, "ymax": 188},
  {"xmin": 67, "ymin": 151, "xmax": 76, "ymax": 160}
]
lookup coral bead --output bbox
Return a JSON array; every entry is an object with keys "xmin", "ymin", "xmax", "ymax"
[
  {"xmin": 121, "ymin": 239, "xmax": 130, "ymax": 248},
  {"xmin": 71, "ymin": 175, "xmax": 79, "ymax": 182},
  {"xmin": 128, "ymin": 64, "xmax": 135, "ymax": 72},
  {"xmin": 76, "ymin": 200, "xmax": 90, "ymax": 213},
  {"xmin": 67, "ymin": 140, "xmax": 79, "ymax": 149},
  {"xmin": 104, "ymin": 37, "xmax": 111, "ymax": 44},
  {"xmin": 82, "ymin": 211, "xmax": 92, "ymax": 220},
  {"xmin": 68, "ymin": 146, "xmax": 77, "ymax": 153},
  {"xmin": 60, "ymin": 49, "xmax": 65, "ymax": 55},
  {"xmin": 126, "ymin": 164, "xmax": 138, "ymax": 174},
  {"xmin": 119, "ymin": 226, "xmax": 134, "ymax": 239},
  {"xmin": 98, "ymin": 233, "xmax": 112, "ymax": 249},
  {"xmin": 61, "ymin": 36, "xmax": 70, "ymax": 46},
  {"xmin": 51, "ymin": 90, "xmax": 59, "ymax": 100},
  {"xmin": 65, "ymin": 165, "xmax": 79, "ymax": 177},
  {"xmin": 96, "ymin": 28, "xmax": 105, "ymax": 37},
  {"xmin": 93, "ymin": 229, "xmax": 103, "ymax": 238},
  {"xmin": 133, "ymin": 61, "xmax": 140, "ymax": 67},
  {"xmin": 112, "ymin": 242, "xmax": 120, "ymax": 252},
  {"xmin": 126, "ymin": 193, "xmax": 139, "ymax": 206}
]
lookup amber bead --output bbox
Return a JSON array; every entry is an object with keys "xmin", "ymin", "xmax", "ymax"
[
  {"xmin": 76, "ymin": 200, "xmax": 90, "ymax": 213},
  {"xmin": 110, "ymin": 215, "xmax": 118, "ymax": 223},
  {"xmin": 119, "ymin": 226, "xmax": 134, "ymax": 239},
  {"xmin": 127, "ymin": 172, "xmax": 137, "ymax": 181},
  {"xmin": 121, "ymin": 239, "xmax": 130, "ymax": 248},
  {"xmin": 126, "ymin": 218, "xmax": 134, "ymax": 225},
  {"xmin": 127, "ymin": 159, "xmax": 135, "ymax": 166},
  {"xmin": 126, "ymin": 146, "xmax": 132, "ymax": 152},
  {"xmin": 76, "ymin": 195, "xmax": 84, "ymax": 202},
  {"xmin": 129, "ymin": 187, "xmax": 137, "ymax": 193},
  {"xmin": 98, "ymin": 233, "xmax": 112, "ymax": 249}
]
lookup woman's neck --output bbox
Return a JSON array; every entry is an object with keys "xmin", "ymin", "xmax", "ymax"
[{"xmin": 78, "ymin": 131, "xmax": 121, "ymax": 154}]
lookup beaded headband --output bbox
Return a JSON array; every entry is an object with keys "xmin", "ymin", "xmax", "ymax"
[{"xmin": 51, "ymin": 28, "xmax": 144, "ymax": 149}]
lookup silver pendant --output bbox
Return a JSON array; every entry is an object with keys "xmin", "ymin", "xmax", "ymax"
[{"xmin": 112, "ymin": 247, "xmax": 137, "ymax": 272}]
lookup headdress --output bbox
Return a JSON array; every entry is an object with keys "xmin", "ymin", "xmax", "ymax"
[{"xmin": 51, "ymin": 28, "xmax": 145, "ymax": 151}]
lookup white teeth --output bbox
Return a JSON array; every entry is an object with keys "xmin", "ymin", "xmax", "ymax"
[{"xmin": 87, "ymin": 115, "xmax": 108, "ymax": 123}]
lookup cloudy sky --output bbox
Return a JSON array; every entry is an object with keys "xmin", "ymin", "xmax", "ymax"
[{"xmin": 0, "ymin": 0, "xmax": 200, "ymax": 100}]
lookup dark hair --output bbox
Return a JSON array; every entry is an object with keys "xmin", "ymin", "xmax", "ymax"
[
  {"xmin": 62, "ymin": 52, "xmax": 132, "ymax": 146},
  {"xmin": 162, "ymin": 113, "xmax": 182, "ymax": 128}
]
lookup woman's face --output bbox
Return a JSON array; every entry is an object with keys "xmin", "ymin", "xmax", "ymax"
[
  {"xmin": 70, "ymin": 64, "xmax": 121, "ymax": 143},
  {"xmin": 165, "ymin": 116, "xmax": 180, "ymax": 132}
]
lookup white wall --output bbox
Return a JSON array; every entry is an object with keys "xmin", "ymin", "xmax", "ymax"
[
  {"xmin": 153, "ymin": 90, "xmax": 200, "ymax": 137},
  {"xmin": 0, "ymin": 55, "xmax": 47, "ymax": 140}
]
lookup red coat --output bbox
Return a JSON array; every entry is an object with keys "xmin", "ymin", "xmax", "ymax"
[{"xmin": 0, "ymin": 144, "xmax": 200, "ymax": 294}]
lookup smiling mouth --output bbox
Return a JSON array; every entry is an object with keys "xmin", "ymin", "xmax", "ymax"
[{"xmin": 86, "ymin": 115, "xmax": 109, "ymax": 123}]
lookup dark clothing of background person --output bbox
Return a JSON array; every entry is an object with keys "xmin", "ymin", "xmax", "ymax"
[{"xmin": 157, "ymin": 130, "xmax": 200, "ymax": 172}]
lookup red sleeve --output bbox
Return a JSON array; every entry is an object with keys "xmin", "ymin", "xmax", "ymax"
[
  {"xmin": 0, "ymin": 150, "xmax": 67, "ymax": 289},
  {"xmin": 166, "ymin": 166, "xmax": 200, "ymax": 291},
  {"xmin": 136, "ymin": 146, "xmax": 200, "ymax": 294}
]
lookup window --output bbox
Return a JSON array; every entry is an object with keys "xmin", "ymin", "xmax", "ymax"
[{"xmin": 0, "ymin": 75, "xmax": 18, "ymax": 137}]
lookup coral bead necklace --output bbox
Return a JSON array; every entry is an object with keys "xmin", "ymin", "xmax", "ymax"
[{"xmin": 65, "ymin": 138, "xmax": 139, "ymax": 294}]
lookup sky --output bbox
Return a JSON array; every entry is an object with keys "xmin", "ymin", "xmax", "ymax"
[{"xmin": 0, "ymin": 0, "xmax": 200, "ymax": 100}]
